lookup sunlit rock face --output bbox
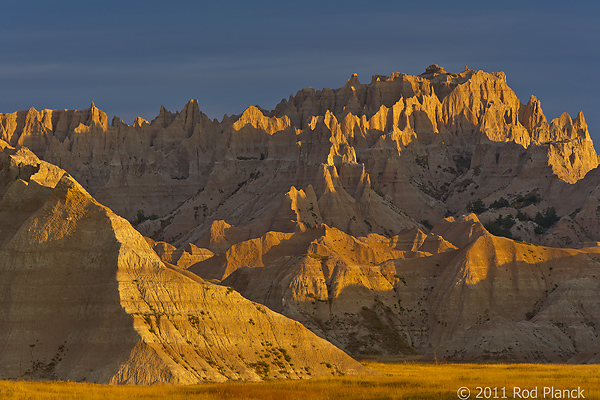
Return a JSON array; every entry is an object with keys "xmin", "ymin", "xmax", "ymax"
[
  {"xmin": 190, "ymin": 215, "xmax": 600, "ymax": 363},
  {"xmin": 0, "ymin": 141, "xmax": 370, "ymax": 383},
  {"xmin": 1, "ymin": 66, "xmax": 598, "ymax": 249},
  {"xmin": 4, "ymin": 65, "xmax": 600, "ymax": 364}
]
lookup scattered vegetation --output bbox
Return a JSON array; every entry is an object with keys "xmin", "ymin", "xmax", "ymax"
[
  {"xmin": 279, "ymin": 348, "xmax": 292, "ymax": 363},
  {"xmin": 420, "ymin": 220, "xmax": 433, "ymax": 230},
  {"xmin": 307, "ymin": 254, "xmax": 329, "ymax": 263},
  {"xmin": 25, "ymin": 341, "xmax": 68, "ymax": 380},
  {"xmin": 248, "ymin": 360, "xmax": 270, "ymax": 377},
  {"xmin": 466, "ymin": 199, "xmax": 486, "ymax": 214},
  {"xmin": 456, "ymin": 178, "xmax": 474, "ymax": 191},
  {"xmin": 134, "ymin": 209, "xmax": 158, "ymax": 224},
  {"xmin": 415, "ymin": 155, "xmax": 429, "ymax": 169},
  {"xmin": 516, "ymin": 210, "xmax": 531, "ymax": 221},
  {"xmin": 534, "ymin": 207, "xmax": 560, "ymax": 234},
  {"xmin": 489, "ymin": 197, "xmax": 510, "ymax": 209},
  {"xmin": 513, "ymin": 192, "xmax": 540, "ymax": 208},
  {"xmin": 484, "ymin": 214, "xmax": 515, "ymax": 239},
  {"xmin": 452, "ymin": 154, "xmax": 471, "ymax": 173},
  {"xmin": 394, "ymin": 275, "xmax": 407, "ymax": 286},
  {"xmin": 357, "ymin": 307, "xmax": 415, "ymax": 355}
]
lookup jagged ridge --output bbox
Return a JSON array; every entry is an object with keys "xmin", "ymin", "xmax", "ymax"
[{"xmin": 0, "ymin": 65, "xmax": 596, "ymax": 249}]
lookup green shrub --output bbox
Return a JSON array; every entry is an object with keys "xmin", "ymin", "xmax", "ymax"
[
  {"xmin": 467, "ymin": 199, "xmax": 487, "ymax": 214},
  {"xmin": 534, "ymin": 207, "xmax": 559, "ymax": 229},
  {"xmin": 489, "ymin": 197, "xmax": 510, "ymax": 209},
  {"xmin": 484, "ymin": 214, "xmax": 515, "ymax": 238},
  {"xmin": 514, "ymin": 193, "xmax": 539, "ymax": 208},
  {"xmin": 516, "ymin": 210, "xmax": 531, "ymax": 221},
  {"xmin": 134, "ymin": 210, "xmax": 158, "ymax": 224},
  {"xmin": 420, "ymin": 220, "xmax": 433, "ymax": 230}
]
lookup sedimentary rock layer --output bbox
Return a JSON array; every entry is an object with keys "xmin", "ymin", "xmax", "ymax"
[
  {"xmin": 0, "ymin": 141, "xmax": 369, "ymax": 383},
  {"xmin": 1, "ymin": 66, "xmax": 597, "ymax": 248}
]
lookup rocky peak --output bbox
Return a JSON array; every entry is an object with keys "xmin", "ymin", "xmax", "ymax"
[
  {"xmin": 111, "ymin": 116, "xmax": 123, "ymax": 127},
  {"xmin": 233, "ymin": 105, "xmax": 292, "ymax": 135},
  {"xmin": 176, "ymin": 99, "xmax": 202, "ymax": 133},
  {"xmin": 151, "ymin": 104, "xmax": 177, "ymax": 128},
  {"xmin": 0, "ymin": 66, "xmax": 598, "ymax": 245},
  {"xmin": 519, "ymin": 95, "xmax": 548, "ymax": 135},
  {"xmin": 345, "ymin": 72, "xmax": 362, "ymax": 87},
  {"xmin": 86, "ymin": 101, "xmax": 109, "ymax": 130},
  {"xmin": 420, "ymin": 64, "xmax": 447, "ymax": 78},
  {"xmin": 133, "ymin": 116, "xmax": 148, "ymax": 128}
]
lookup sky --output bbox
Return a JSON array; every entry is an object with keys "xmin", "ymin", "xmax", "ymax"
[{"xmin": 1, "ymin": 1, "xmax": 598, "ymax": 141}]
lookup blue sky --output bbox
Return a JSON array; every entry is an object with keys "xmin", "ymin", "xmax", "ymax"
[{"xmin": 1, "ymin": 1, "xmax": 599, "ymax": 141}]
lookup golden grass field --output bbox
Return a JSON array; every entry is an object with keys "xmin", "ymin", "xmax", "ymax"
[{"xmin": 1, "ymin": 362, "xmax": 598, "ymax": 400}]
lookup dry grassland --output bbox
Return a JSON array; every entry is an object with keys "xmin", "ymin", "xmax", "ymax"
[{"xmin": 1, "ymin": 362, "xmax": 598, "ymax": 399}]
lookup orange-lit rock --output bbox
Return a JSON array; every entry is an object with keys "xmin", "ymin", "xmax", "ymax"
[{"xmin": 0, "ymin": 141, "xmax": 370, "ymax": 383}]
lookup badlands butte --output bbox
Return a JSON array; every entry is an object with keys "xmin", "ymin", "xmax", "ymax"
[{"xmin": 2, "ymin": 64, "xmax": 600, "ymax": 383}]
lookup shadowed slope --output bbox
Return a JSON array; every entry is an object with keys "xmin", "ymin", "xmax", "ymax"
[{"xmin": 0, "ymin": 141, "xmax": 370, "ymax": 383}]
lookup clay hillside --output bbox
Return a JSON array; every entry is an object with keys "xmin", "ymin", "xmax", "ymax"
[
  {"xmin": 2, "ymin": 65, "xmax": 600, "ymax": 366},
  {"xmin": 0, "ymin": 142, "xmax": 369, "ymax": 383}
]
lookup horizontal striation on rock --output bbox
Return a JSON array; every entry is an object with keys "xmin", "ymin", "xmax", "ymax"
[{"xmin": 0, "ymin": 141, "xmax": 370, "ymax": 383}]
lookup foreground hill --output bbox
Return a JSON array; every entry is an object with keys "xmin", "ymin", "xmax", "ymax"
[{"xmin": 0, "ymin": 141, "xmax": 368, "ymax": 383}]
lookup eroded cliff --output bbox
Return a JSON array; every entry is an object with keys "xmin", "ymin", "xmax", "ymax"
[
  {"xmin": 0, "ymin": 141, "xmax": 369, "ymax": 383},
  {"xmin": 2, "ymin": 66, "xmax": 598, "ymax": 249}
]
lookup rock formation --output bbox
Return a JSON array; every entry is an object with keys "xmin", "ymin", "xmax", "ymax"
[
  {"xmin": 3, "ymin": 64, "xmax": 600, "ymax": 366},
  {"xmin": 211, "ymin": 216, "xmax": 600, "ymax": 362},
  {"xmin": 1, "ymin": 66, "xmax": 598, "ymax": 250},
  {"xmin": 0, "ymin": 141, "xmax": 369, "ymax": 383}
]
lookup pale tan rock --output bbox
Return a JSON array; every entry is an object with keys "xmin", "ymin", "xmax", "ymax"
[
  {"xmin": 5, "ymin": 64, "xmax": 600, "ymax": 368},
  {"xmin": 431, "ymin": 213, "xmax": 488, "ymax": 247},
  {"xmin": 193, "ymin": 224, "xmax": 453, "ymax": 282},
  {"xmin": 222, "ymin": 219, "xmax": 600, "ymax": 361},
  {"xmin": 233, "ymin": 105, "xmax": 291, "ymax": 135},
  {"xmin": 1, "ymin": 66, "xmax": 599, "ymax": 250},
  {"xmin": 2, "ymin": 67, "xmax": 598, "ymax": 249},
  {"xmin": 0, "ymin": 142, "xmax": 371, "ymax": 383},
  {"xmin": 430, "ymin": 238, "xmax": 600, "ymax": 361},
  {"xmin": 173, "ymin": 243, "xmax": 214, "ymax": 269}
]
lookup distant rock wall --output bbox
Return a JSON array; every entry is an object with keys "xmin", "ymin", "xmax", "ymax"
[{"xmin": 1, "ymin": 65, "xmax": 598, "ymax": 248}]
